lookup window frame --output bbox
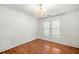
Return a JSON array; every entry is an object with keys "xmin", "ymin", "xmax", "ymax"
[{"xmin": 43, "ymin": 20, "xmax": 60, "ymax": 37}]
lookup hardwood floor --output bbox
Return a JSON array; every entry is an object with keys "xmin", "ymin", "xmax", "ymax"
[{"xmin": 0, "ymin": 39, "xmax": 79, "ymax": 54}]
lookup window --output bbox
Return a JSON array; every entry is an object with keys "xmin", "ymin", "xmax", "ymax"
[
  {"xmin": 43, "ymin": 21, "xmax": 50, "ymax": 35},
  {"xmin": 43, "ymin": 20, "xmax": 60, "ymax": 37}
]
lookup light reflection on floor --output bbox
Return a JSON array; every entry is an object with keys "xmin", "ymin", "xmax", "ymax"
[{"xmin": 44, "ymin": 44, "xmax": 61, "ymax": 54}]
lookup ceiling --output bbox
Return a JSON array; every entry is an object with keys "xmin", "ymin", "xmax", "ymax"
[{"xmin": 0, "ymin": 4, "xmax": 79, "ymax": 18}]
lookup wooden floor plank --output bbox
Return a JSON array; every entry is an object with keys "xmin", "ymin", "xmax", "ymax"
[{"xmin": 0, "ymin": 39, "xmax": 79, "ymax": 54}]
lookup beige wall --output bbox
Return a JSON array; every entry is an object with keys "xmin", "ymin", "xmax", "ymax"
[
  {"xmin": 0, "ymin": 6, "xmax": 37, "ymax": 52},
  {"xmin": 37, "ymin": 8, "xmax": 79, "ymax": 48}
]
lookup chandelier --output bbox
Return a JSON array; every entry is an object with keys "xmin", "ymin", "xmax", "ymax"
[{"xmin": 36, "ymin": 4, "xmax": 45, "ymax": 17}]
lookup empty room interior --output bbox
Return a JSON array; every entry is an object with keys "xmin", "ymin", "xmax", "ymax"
[{"xmin": 0, "ymin": 4, "xmax": 79, "ymax": 54}]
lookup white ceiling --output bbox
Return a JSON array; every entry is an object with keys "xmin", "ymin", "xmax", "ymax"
[{"xmin": 0, "ymin": 4, "xmax": 79, "ymax": 18}]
